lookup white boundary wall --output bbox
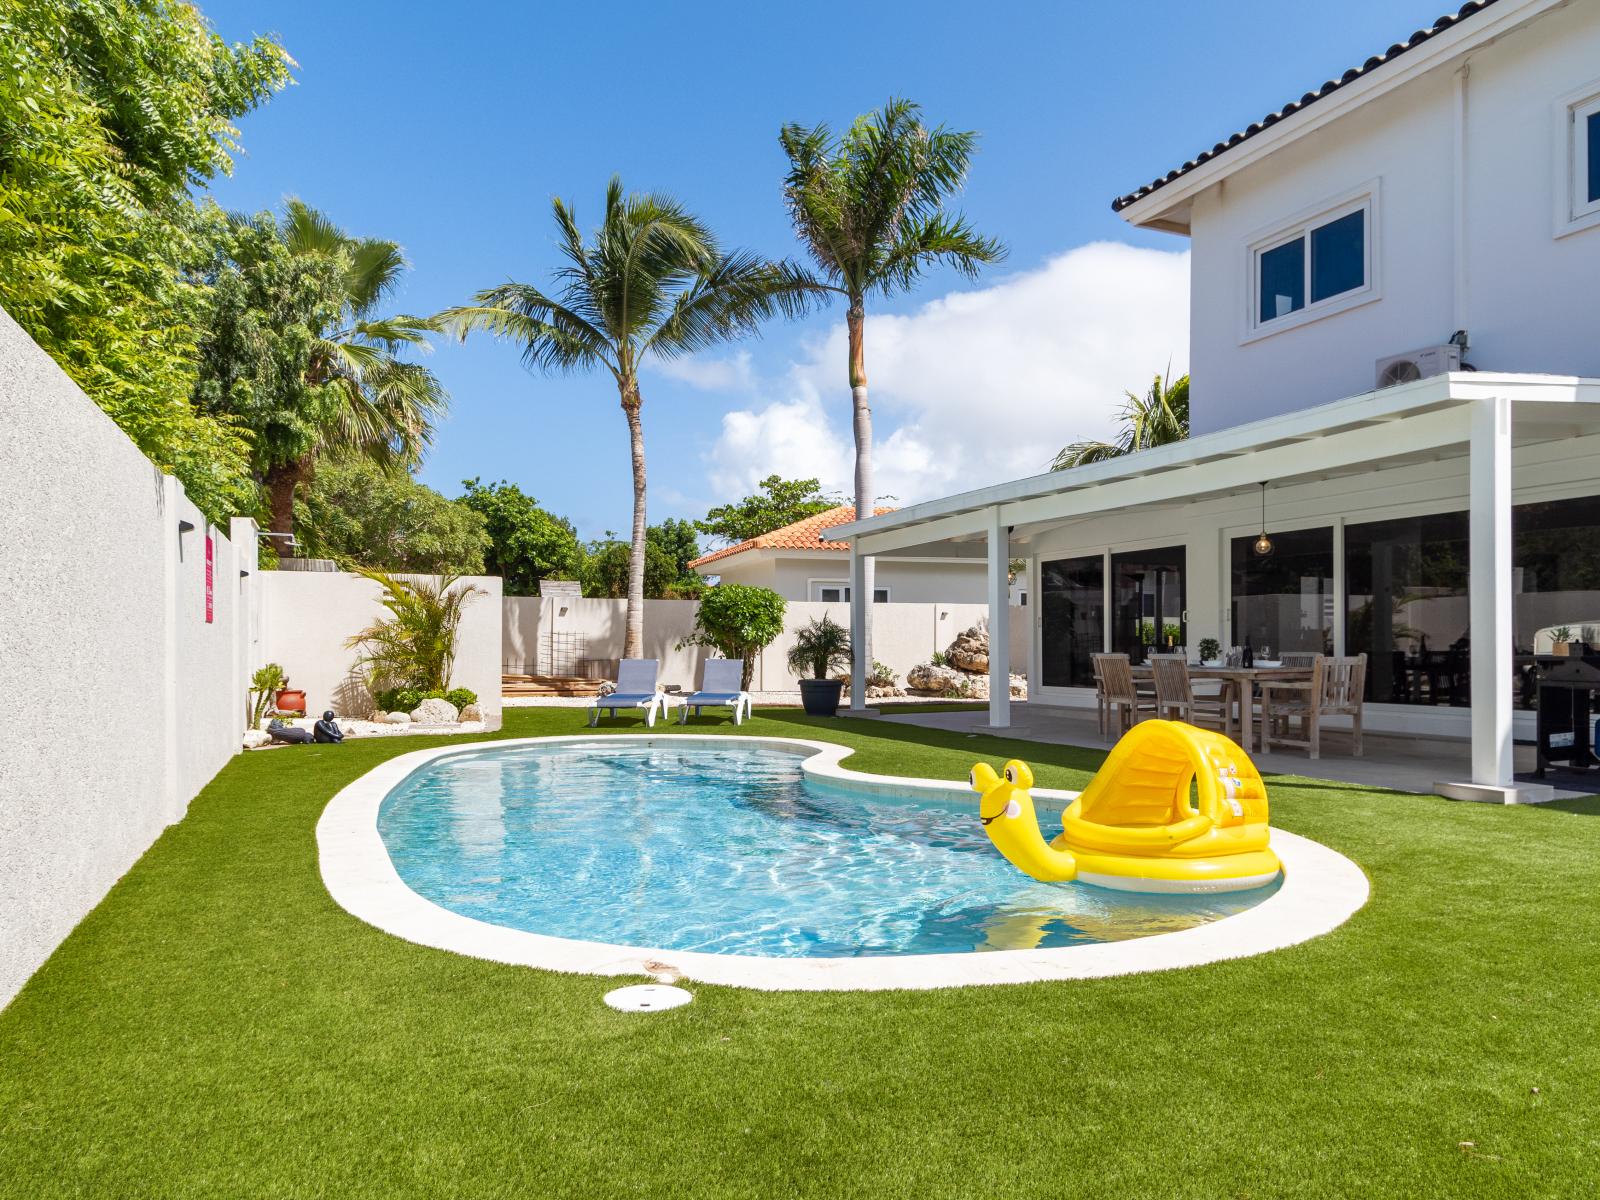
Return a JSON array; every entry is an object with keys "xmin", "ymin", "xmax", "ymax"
[
  {"xmin": 259, "ymin": 572, "xmax": 503, "ymax": 727},
  {"xmin": 0, "ymin": 307, "xmax": 257, "ymax": 1011},
  {"xmin": 503, "ymin": 596, "xmax": 1030, "ymax": 691}
]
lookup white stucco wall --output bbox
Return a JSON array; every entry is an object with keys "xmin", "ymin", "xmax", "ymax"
[
  {"xmin": 706, "ymin": 550, "xmax": 988, "ymax": 603},
  {"xmin": 259, "ymin": 571, "xmax": 503, "ymax": 727},
  {"xmin": 502, "ymin": 595, "xmax": 1029, "ymax": 692},
  {"xmin": 1186, "ymin": 1, "xmax": 1600, "ymax": 433},
  {"xmin": 0, "ymin": 306, "xmax": 253, "ymax": 1012}
]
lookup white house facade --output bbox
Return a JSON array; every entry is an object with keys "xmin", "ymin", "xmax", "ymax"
[{"xmin": 833, "ymin": 0, "xmax": 1600, "ymax": 803}]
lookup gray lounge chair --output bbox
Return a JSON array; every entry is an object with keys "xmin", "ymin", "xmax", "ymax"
[
  {"xmin": 589, "ymin": 659, "xmax": 667, "ymax": 727},
  {"xmin": 677, "ymin": 658, "xmax": 752, "ymax": 725}
]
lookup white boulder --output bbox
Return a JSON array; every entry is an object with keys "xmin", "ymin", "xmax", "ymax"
[
  {"xmin": 242, "ymin": 729, "xmax": 270, "ymax": 749},
  {"xmin": 409, "ymin": 697, "xmax": 459, "ymax": 724},
  {"xmin": 383, "ymin": 711, "xmax": 411, "ymax": 724},
  {"xmin": 458, "ymin": 703, "xmax": 483, "ymax": 723}
]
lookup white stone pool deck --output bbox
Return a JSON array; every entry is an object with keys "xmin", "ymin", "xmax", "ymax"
[{"xmin": 317, "ymin": 735, "xmax": 1369, "ymax": 992}]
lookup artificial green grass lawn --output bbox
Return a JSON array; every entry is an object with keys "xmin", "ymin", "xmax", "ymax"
[{"xmin": 1, "ymin": 709, "xmax": 1597, "ymax": 1199}]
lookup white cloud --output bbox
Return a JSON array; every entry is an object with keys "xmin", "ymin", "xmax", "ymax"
[
  {"xmin": 704, "ymin": 241, "xmax": 1190, "ymax": 505},
  {"xmin": 652, "ymin": 348, "xmax": 755, "ymax": 392}
]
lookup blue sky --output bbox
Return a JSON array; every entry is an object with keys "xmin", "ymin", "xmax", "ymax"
[{"xmin": 201, "ymin": 0, "xmax": 1456, "ymax": 541}]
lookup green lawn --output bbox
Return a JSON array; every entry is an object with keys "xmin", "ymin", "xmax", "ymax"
[{"xmin": 1, "ymin": 708, "xmax": 1596, "ymax": 1199}]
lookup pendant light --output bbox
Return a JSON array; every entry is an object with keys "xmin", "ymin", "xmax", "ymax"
[{"xmin": 1253, "ymin": 482, "xmax": 1274, "ymax": 557}]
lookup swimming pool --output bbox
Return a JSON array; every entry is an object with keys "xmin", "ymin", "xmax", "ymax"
[{"xmin": 376, "ymin": 740, "xmax": 1278, "ymax": 958}]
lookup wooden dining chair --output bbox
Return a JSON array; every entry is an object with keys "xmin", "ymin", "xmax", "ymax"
[
  {"xmin": 1089, "ymin": 652, "xmax": 1114, "ymax": 736},
  {"xmin": 1148, "ymin": 655, "xmax": 1231, "ymax": 737},
  {"xmin": 1097, "ymin": 653, "xmax": 1156, "ymax": 738},
  {"xmin": 1281, "ymin": 652, "xmax": 1321, "ymax": 667},
  {"xmin": 1260, "ymin": 654, "xmax": 1368, "ymax": 758}
]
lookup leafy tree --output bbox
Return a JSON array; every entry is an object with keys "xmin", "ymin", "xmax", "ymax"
[
  {"xmin": 0, "ymin": 0, "xmax": 292, "ymax": 523},
  {"xmin": 457, "ymin": 478, "xmax": 584, "ymax": 594},
  {"xmin": 697, "ymin": 475, "xmax": 841, "ymax": 545},
  {"xmin": 779, "ymin": 99, "xmax": 1004, "ymax": 661},
  {"xmin": 651, "ymin": 517, "xmax": 702, "ymax": 582},
  {"xmin": 1053, "ymin": 372, "xmax": 1190, "ymax": 468},
  {"xmin": 584, "ymin": 537, "xmax": 680, "ymax": 600},
  {"xmin": 682, "ymin": 585, "xmax": 788, "ymax": 689},
  {"xmin": 190, "ymin": 200, "xmax": 447, "ymax": 539},
  {"xmin": 292, "ymin": 457, "xmax": 488, "ymax": 574},
  {"xmin": 442, "ymin": 177, "xmax": 819, "ymax": 659}
]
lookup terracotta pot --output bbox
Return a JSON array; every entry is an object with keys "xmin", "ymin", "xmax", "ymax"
[{"xmin": 275, "ymin": 688, "xmax": 307, "ymax": 714}]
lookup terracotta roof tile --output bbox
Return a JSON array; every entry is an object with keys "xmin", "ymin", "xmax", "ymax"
[{"xmin": 689, "ymin": 505, "xmax": 895, "ymax": 570}]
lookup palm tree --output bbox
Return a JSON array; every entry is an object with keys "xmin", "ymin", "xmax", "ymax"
[
  {"xmin": 1052, "ymin": 371, "xmax": 1190, "ymax": 469},
  {"xmin": 779, "ymin": 98, "xmax": 1005, "ymax": 660},
  {"xmin": 260, "ymin": 201, "xmax": 447, "ymax": 538},
  {"xmin": 441, "ymin": 178, "xmax": 817, "ymax": 658}
]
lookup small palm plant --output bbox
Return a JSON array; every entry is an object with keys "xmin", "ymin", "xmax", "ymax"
[
  {"xmin": 787, "ymin": 615, "xmax": 853, "ymax": 680},
  {"xmin": 1053, "ymin": 371, "xmax": 1190, "ymax": 469},
  {"xmin": 346, "ymin": 571, "xmax": 484, "ymax": 701}
]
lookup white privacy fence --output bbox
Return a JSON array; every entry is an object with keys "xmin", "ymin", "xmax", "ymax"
[{"xmin": 503, "ymin": 596, "xmax": 1031, "ymax": 691}]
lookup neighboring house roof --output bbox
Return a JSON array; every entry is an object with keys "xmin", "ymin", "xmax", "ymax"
[
  {"xmin": 689, "ymin": 505, "xmax": 896, "ymax": 571},
  {"xmin": 1109, "ymin": 0, "xmax": 1504, "ymax": 215}
]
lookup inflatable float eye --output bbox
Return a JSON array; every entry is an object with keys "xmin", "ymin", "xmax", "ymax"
[
  {"xmin": 1003, "ymin": 761, "xmax": 1034, "ymax": 788},
  {"xmin": 967, "ymin": 769, "xmax": 977, "ymax": 787},
  {"xmin": 1003, "ymin": 765, "xmax": 1018, "ymax": 783}
]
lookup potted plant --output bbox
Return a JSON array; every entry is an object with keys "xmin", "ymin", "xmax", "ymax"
[
  {"xmin": 1198, "ymin": 637, "xmax": 1221, "ymax": 665},
  {"xmin": 787, "ymin": 615, "xmax": 853, "ymax": 717},
  {"xmin": 1551, "ymin": 626, "xmax": 1575, "ymax": 656},
  {"xmin": 273, "ymin": 672, "xmax": 306, "ymax": 715}
]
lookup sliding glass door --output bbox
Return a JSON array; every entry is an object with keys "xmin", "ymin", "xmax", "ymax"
[
  {"xmin": 1231, "ymin": 527, "xmax": 1334, "ymax": 657},
  {"xmin": 1111, "ymin": 547, "xmax": 1186, "ymax": 665},
  {"xmin": 1040, "ymin": 555, "xmax": 1103, "ymax": 687}
]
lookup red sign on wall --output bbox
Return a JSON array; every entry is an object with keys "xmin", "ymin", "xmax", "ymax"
[{"xmin": 205, "ymin": 533, "xmax": 214, "ymax": 624}]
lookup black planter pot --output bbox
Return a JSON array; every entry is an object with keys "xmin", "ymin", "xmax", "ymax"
[{"xmin": 798, "ymin": 677, "xmax": 846, "ymax": 717}]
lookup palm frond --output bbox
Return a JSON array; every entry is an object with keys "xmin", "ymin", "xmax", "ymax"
[
  {"xmin": 646, "ymin": 253, "xmax": 829, "ymax": 359},
  {"xmin": 1051, "ymin": 371, "xmax": 1190, "ymax": 470}
]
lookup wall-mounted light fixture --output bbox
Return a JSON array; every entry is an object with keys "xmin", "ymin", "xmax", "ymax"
[
  {"xmin": 1253, "ymin": 483, "xmax": 1274, "ymax": 558},
  {"xmin": 178, "ymin": 519, "xmax": 195, "ymax": 534}
]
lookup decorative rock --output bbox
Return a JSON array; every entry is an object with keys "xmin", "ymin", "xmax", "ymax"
[
  {"xmin": 242, "ymin": 729, "xmax": 270, "ymax": 749},
  {"xmin": 944, "ymin": 624, "xmax": 990, "ymax": 674},
  {"xmin": 906, "ymin": 663, "xmax": 969, "ymax": 695},
  {"xmin": 408, "ymin": 697, "xmax": 459, "ymax": 724},
  {"xmin": 383, "ymin": 711, "xmax": 411, "ymax": 724},
  {"xmin": 865, "ymin": 684, "xmax": 906, "ymax": 699},
  {"xmin": 458, "ymin": 703, "xmax": 483, "ymax": 723}
]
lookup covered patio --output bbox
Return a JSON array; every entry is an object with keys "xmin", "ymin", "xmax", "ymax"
[{"xmin": 836, "ymin": 372, "xmax": 1600, "ymax": 803}]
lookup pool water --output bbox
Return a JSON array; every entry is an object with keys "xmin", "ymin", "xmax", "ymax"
[{"xmin": 377, "ymin": 742, "xmax": 1278, "ymax": 958}]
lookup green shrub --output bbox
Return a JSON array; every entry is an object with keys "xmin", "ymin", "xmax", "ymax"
[
  {"xmin": 444, "ymin": 687, "xmax": 478, "ymax": 709},
  {"xmin": 680, "ymin": 585, "xmax": 787, "ymax": 690},
  {"xmin": 373, "ymin": 685, "xmax": 479, "ymax": 714}
]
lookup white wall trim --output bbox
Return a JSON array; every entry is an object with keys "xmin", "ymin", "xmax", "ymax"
[{"xmin": 1552, "ymin": 76, "xmax": 1600, "ymax": 238}]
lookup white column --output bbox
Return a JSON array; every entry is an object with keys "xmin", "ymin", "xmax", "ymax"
[
  {"xmin": 987, "ymin": 506, "xmax": 1011, "ymax": 729},
  {"xmin": 846, "ymin": 538, "xmax": 869, "ymax": 714},
  {"xmin": 1469, "ymin": 396, "xmax": 1513, "ymax": 788}
]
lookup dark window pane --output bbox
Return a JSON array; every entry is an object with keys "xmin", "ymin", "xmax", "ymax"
[
  {"xmin": 1513, "ymin": 494, "xmax": 1600, "ymax": 709},
  {"xmin": 1231, "ymin": 527, "xmax": 1334, "ymax": 656},
  {"xmin": 1111, "ymin": 547, "xmax": 1186, "ymax": 664},
  {"xmin": 1041, "ymin": 556, "xmax": 1103, "ymax": 687},
  {"xmin": 1344, "ymin": 512, "xmax": 1470, "ymax": 707},
  {"xmin": 1310, "ymin": 210, "xmax": 1365, "ymax": 303},
  {"xmin": 1587, "ymin": 110, "xmax": 1600, "ymax": 204},
  {"xmin": 1258, "ymin": 237, "xmax": 1304, "ymax": 323}
]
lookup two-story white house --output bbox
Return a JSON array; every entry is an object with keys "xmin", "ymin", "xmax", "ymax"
[{"xmin": 833, "ymin": 0, "xmax": 1600, "ymax": 801}]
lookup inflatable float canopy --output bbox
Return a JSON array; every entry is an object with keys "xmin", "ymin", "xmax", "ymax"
[{"xmin": 972, "ymin": 720, "xmax": 1282, "ymax": 893}]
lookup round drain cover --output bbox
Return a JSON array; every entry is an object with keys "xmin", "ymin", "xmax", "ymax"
[{"xmin": 603, "ymin": 984, "xmax": 693, "ymax": 1012}]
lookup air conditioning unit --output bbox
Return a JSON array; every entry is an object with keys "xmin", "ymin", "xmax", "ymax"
[{"xmin": 1375, "ymin": 343, "xmax": 1461, "ymax": 389}]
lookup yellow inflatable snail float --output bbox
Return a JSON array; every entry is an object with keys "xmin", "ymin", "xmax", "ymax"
[{"xmin": 971, "ymin": 720, "xmax": 1281, "ymax": 893}]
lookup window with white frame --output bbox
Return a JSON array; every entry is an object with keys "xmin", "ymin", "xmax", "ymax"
[
  {"xmin": 1570, "ymin": 92, "xmax": 1600, "ymax": 221},
  {"xmin": 1249, "ymin": 196, "xmax": 1372, "ymax": 333},
  {"xmin": 812, "ymin": 581, "xmax": 889, "ymax": 603}
]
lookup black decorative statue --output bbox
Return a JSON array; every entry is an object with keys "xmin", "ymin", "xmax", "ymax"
[
  {"xmin": 313, "ymin": 710, "xmax": 345, "ymax": 744},
  {"xmin": 266, "ymin": 718, "xmax": 313, "ymax": 745}
]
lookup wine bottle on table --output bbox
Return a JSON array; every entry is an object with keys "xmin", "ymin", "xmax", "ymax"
[{"xmin": 1243, "ymin": 636, "xmax": 1254, "ymax": 669}]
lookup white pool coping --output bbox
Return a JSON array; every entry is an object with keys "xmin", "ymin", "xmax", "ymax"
[{"xmin": 316, "ymin": 735, "xmax": 1371, "ymax": 992}]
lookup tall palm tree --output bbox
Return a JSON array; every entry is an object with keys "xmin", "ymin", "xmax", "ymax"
[
  {"xmin": 441, "ymin": 178, "xmax": 816, "ymax": 658},
  {"xmin": 1052, "ymin": 371, "xmax": 1190, "ymax": 469},
  {"xmin": 261, "ymin": 201, "xmax": 446, "ymax": 538},
  {"xmin": 779, "ymin": 99, "xmax": 1005, "ymax": 659}
]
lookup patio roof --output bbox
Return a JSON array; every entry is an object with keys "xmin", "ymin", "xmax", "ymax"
[{"xmin": 830, "ymin": 373, "xmax": 1600, "ymax": 559}]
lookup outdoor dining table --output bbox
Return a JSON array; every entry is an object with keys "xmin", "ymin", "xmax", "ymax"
[{"xmin": 1129, "ymin": 663, "xmax": 1315, "ymax": 753}]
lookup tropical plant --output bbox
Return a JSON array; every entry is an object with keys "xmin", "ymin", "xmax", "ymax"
[
  {"xmin": 779, "ymin": 98, "xmax": 1005, "ymax": 664},
  {"xmin": 697, "ymin": 476, "xmax": 843, "ymax": 545},
  {"xmin": 1053, "ymin": 371, "xmax": 1190, "ymax": 469},
  {"xmin": 293, "ymin": 457, "xmax": 488, "ymax": 574},
  {"xmin": 787, "ymin": 614, "xmax": 854, "ymax": 681},
  {"xmin": 191, "ymin": 200, "xmax": 447, "ymax": 539},
  {"xmin": 681, "ymin": 585, "xmax": 788, "ymax": 690},
  {"xmin": 346, "ymin": 571, "xmax": 484, "ymax": 702},
  {"xmin": 248, "ymin": 663, "xmax": 286, "ymax": 727},
  {"xmin": 456, "ymin": 478, "xmax": 584, "ymax": 594},
  {"xmin": 0, "ymin": 0, "xmax": 291, "ymax": 524},
  {"xmin": 442, "ymin": 178, "xmax": 817, "ymax": 659}
]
